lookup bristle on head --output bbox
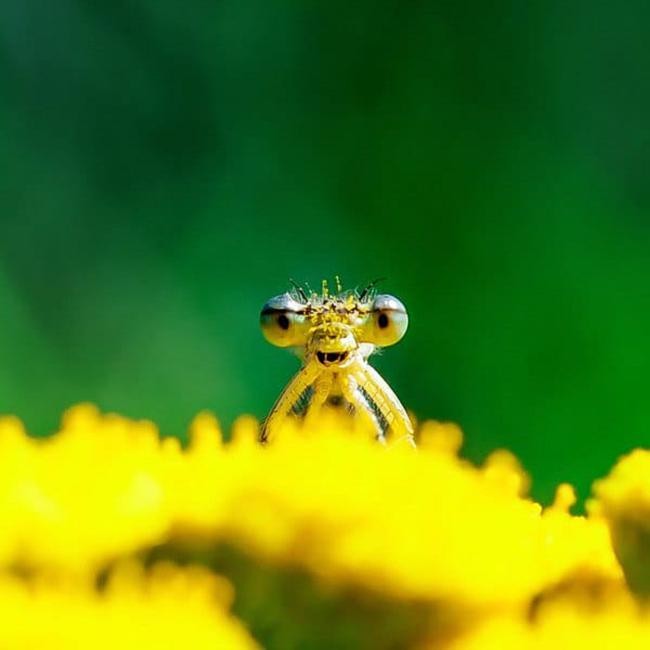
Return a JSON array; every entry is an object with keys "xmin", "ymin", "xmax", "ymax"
[
  {"xmin": 358, "ymin": 278, "xmax": 385, "ymax": 302},
  {"xmin": 285, "ymin": 276, "xmax": 373, "ymax": 319},
  {"xmin": 289, "ymin": 278, "xmax": 309, "ymax": 302}
]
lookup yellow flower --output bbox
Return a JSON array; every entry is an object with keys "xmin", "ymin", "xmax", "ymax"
[
  {"xmin": 0, "ymin": 404, "xmax": 643, "ymax": 648},
  {"xmin": 0, "ymin": 562, "xmax": 257, "ymax": 650},
  {"xmin": 448, "ymin": 592, "xmax": 648, "ymax": 650},
  {"xmin": 592, "ymin": 449, "xmax": 650, "ymax": 596}
]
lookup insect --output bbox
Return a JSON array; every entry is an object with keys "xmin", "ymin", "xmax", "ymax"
[{"xmin": 259, "ymin": 277, "xmax": 414, "ymax": 445}]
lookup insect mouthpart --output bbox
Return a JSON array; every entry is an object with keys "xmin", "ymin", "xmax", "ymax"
[{"xmin": 316, "ymin": 351, "xmax": 349, "ymax": 366}]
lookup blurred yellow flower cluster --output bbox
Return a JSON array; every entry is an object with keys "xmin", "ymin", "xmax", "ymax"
[{"xmin": 1, "ymin": 404, "xmax": 650, "ymax": 648}]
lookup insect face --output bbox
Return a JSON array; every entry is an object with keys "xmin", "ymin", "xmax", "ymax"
[
  {"xmin": 260, "ymin": 288, "xmax": 409, "ymax": 361},
  {"xmin": 309, "ymin": 323, "xmax": 358, "ymax": 367}
]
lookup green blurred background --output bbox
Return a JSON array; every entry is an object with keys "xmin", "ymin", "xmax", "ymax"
[{"xmin": 1, "ymin": 1, "xmax": 649, "ymax": 501}]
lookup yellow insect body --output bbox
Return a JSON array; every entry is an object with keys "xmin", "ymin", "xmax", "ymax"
[{"xmin": 260, "ymin": 279, "xmax": 414, "ymax": 445}]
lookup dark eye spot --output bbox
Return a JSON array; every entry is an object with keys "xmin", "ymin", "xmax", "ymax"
[
  {"xmin": 277, "ymin": 314, "xmax": 290, "ymax": 330},
  {"xmin": 377, "ymin": 312, "xmax": 389, "ymax": 329}
]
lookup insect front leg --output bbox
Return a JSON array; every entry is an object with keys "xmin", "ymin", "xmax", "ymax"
[
  {"xmin": 260, "ymin": 360, "xmax": 322, "ymax": 443},
  {"xmin": 349, "ymin": 361, "xmax": 415, "ymax": 447},
  {"xmin": 303, "ymin": 372, "xmax": 335, "ymax": 429},
  {"xmin": 340, "ymin": 372, "xmax": 386, "ymax": 443}
]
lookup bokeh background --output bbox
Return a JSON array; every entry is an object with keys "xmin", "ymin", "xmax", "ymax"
[{"xmin": 1, "ymin": 1, "xmax": 649, "ymax": 501}]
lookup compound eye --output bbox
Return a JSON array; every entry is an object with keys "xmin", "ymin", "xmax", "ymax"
[
  {"xmin": 365, "ymin": 294, "xmax": 408, "ymax": 347},
  {"xmin": 260, "ymin": 293, "xmax": 309, "ymax": 347}
]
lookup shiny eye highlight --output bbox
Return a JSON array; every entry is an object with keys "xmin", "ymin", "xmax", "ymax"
[
  {"xmin": 260, "ymin": 293, "xmax": 309, "ymax": 347},
  {"xmin": 363, "ymin": 294, "xmax": 408, "ymax": 347}
]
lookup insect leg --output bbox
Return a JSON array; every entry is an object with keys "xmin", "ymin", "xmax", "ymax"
[
  {"xmin": 340, "ymin": 373, "xmax": 385, "ymax": 443},
  {"xmin": 349, "ymin": 361, "xmax": 415, "ymax": 446},
  {"xmin": 260, "ymin": 360, "xmax": 322, "ymax": 443},
  {"xmin": 303, "ymin": 372, "xmax": 335, "ymax": 429}
]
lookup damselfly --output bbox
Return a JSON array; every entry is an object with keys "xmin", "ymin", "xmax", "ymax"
[{"xmin": 259, "ymin": 278, "xmax": 414, "ymax": 445}]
